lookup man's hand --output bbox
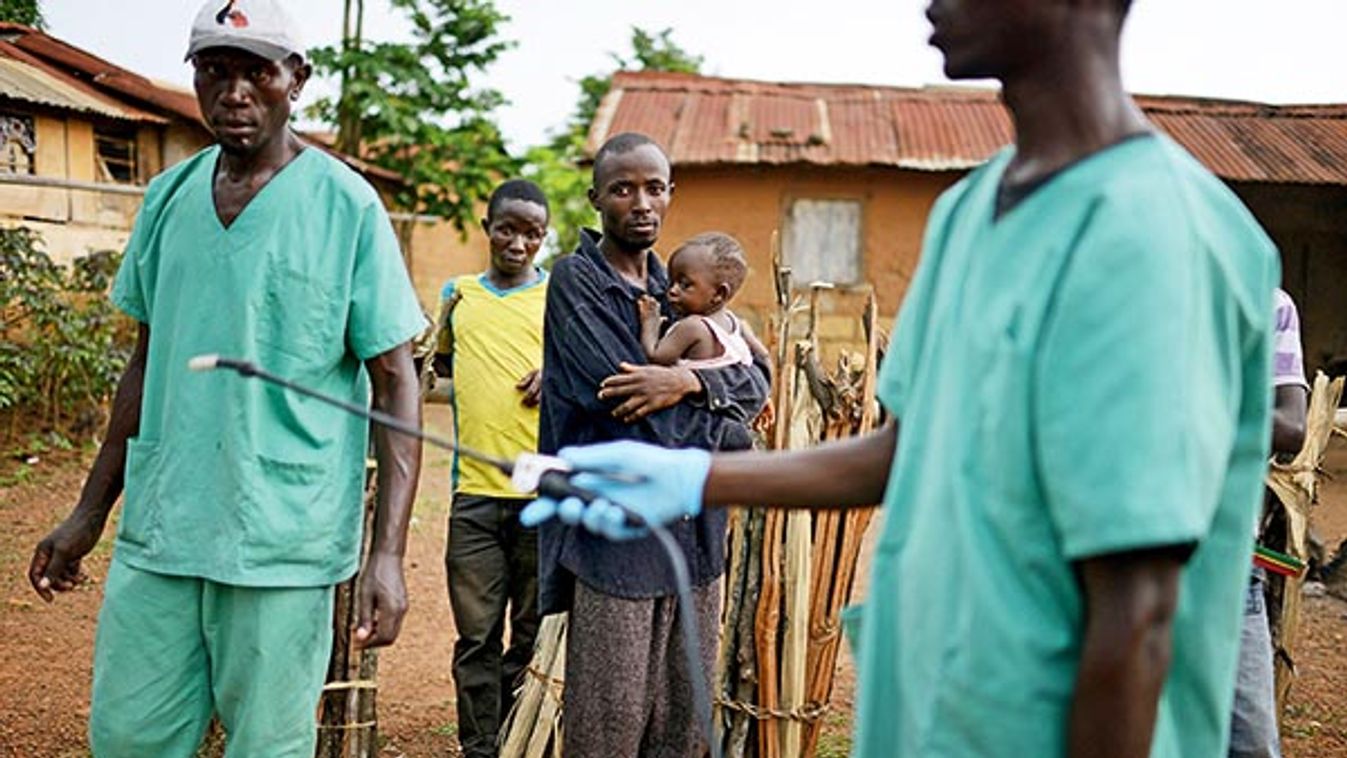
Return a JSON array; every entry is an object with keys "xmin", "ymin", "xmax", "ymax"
[
  {"xmin": 519, "ymin": 441, "xmax": 712, "ymax": 539},
  {"xmin": 360, "ymin": 343, "xmax": 420, "ymax": 647},
  {"xmin": 354, "ymin": 550, "xmax": 407, "ymax": 648},
  {"xmin": 29, "ymin": 323, "xmax": 147, "ymax": 603},
  {"xmin": 517, "ymin": 368, "xmax": 542, "ymax": 408},
  {"xmin": 28, "ymin": 512, "xmax": 104, "ymax": 602},
  {"xmin": 598, "ymin": 362, "xmax": 701, "ymax": 423},
  {"xmin": 1271, "ymin": 384, "xmax": 1307, "ymax": 459}
]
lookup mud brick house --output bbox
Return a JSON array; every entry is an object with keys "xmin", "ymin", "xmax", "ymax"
[{"xmin": 587, "ymin": 71, "xmax": 1347, "ymax": 371}]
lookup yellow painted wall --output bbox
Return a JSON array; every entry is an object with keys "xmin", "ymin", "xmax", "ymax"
[
  {"xmin": 12, "ymin": 217, "xmax": 130, "ymax": 260},
  {"xmin": 164, "ymin": 122, "xmax": 210, "ymax": 167},
  {"xmin": 661, "ymin": 165, "xmax": 962, "ymax": 346},
  {"xmin": 0, "ymin": 113, "xmax": 215, "ymax": 265},
  {"xmin": 64, "ymin": 119, "xmax": 94, "ymax": 182},
  {"xmin": 136, "ymin": 125, "xmax": 162, "ymax": 180},
  {"xmin": 0, "ymin": 106, "xmax": 492, "ymax": 293},
  {"xmin": 403, "ymin": 217, "xmax": 488, "ymax": 312},
  {"xmin": 0, "ymin": 113, "xmax": 139, "ymax": 263},
  {"xmin": 63, "ymin": 119, "xmax": 99, "ymax": 231},
  {"xmin": 0, "ymin": 110, "xmax": 485, "ymax": 291},
  {"xmin": 0, "ymin": 114, "xmax": 68, "ymax": 222}
]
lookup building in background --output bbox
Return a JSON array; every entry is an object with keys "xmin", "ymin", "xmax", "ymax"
[
  {"xmin": 0, "ymin": 22, "xmax": 213, "ymax": 263},
  {"xmin": 0, "ymin": 22, "xmax": 478, "ymax": 310},
  {"xmin": 588, "ymin": 71, "xmax": 1347, "ymax": 372}
]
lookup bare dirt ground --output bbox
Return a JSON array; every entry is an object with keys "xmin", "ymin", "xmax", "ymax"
[
  {"xmin": 2, "ymin": 412, "xmax": 1347, "ymax": 757},
  {"xmin": 1280, "ymin": 440, "xmax": 1347, "ymax": 756}
]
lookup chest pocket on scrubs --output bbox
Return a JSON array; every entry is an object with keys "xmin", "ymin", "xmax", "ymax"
[
  {"xmin": 966, "ymin": 302, "xmax": 1036, "ymax": 507},
  {"xmin": 258, "ymin": 257, "xmax": 342, "ymax": 361}
]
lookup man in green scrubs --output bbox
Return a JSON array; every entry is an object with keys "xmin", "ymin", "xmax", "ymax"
[
  {"xmin": 523, "ymin": 1, "xmax": 1280, "ymax": 756},
  {"xmin": 26, "ymin": 2, "xmax": 426, "ymax": 756}
]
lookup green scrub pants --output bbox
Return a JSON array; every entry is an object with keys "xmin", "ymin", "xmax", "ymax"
[{"xmin": 89, "ymin": 559, "xmax": 334, "ymax": 757}]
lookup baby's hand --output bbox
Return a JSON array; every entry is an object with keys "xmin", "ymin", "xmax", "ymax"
[{"xmin": 637, "ymin": 295, "xmax": 662, "ymax": 331}]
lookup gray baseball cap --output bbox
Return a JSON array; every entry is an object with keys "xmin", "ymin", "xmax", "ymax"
[{"xmin": 185, "ymin": 0, "xmax": 305, "ymax": 62}]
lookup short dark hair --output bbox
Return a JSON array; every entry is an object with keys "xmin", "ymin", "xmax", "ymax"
[
  {"xmin": 592, "ymin": 132, "xmax": 666, "ymax": 186},
  {"xmin": 487, "ymin": 178, "xmax": 549, "ymax": 221},
  {"xmin": 681, "ymin": 232, "xmax": 748, "ymax": 295}
]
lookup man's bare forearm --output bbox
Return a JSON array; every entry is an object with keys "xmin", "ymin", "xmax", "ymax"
[
  {"xmin": 1271, "ymin": 384, "xmax": 1307, "ymax": 457},
  {"xmin": 71, "ymin": 323, "xmax": 149, "ymax": 526},
  {"xmin": 1067, "ymin": 549, "xmax": 1183, "ymax": 758},
  {"xmin": 366, "ymin": 344, "xmax": 422, "ymax": 558},
  {"xmin": 703, "ymin": 419, "xmax": 896, "ymax": 509}
]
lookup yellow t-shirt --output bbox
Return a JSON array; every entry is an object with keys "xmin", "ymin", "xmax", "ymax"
[{"xmin": 440, "ymin": 272, "xmax": 547, "ymax": 498}]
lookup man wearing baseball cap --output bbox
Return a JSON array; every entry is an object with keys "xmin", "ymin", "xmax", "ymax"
[
  {"xmin": 184, "ymin": 0, "xmax": 306, "ymax": 63},
  {"xmin": 28, "ymin": 1, "xmax": 428, "ymax": 755}
]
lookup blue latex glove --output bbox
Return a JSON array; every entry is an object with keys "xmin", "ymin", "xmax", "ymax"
[{"xmin": 519, "ymin": 441, "xmax": 712, "ymax": 540}]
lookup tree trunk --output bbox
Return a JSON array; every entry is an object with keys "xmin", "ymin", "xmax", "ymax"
[{"xmin": 336, "ymin": 0, "xmax": 365, "ymax": 157}]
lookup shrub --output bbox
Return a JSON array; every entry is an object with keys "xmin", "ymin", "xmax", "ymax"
[{"xmin": 0, "ymin": 227, "xmax": 133, "ymax": 436}]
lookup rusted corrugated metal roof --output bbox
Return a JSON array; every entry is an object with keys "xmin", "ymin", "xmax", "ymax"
[
  {"xmin": 1136, "ymin": 96, "xmax": 1347, "ymax": 184},
  {"xmin": 590, "ymin": 71, "xmax": 1347, "ymax": 185},
  {"xmin": 0, "ymin": 23, "xmax": 406, "ymax": 188},
  {"xmin": 0, "ymin": 22, "xmax": 203, "ymax": 124},
  {"xmin": 0, "ymin": 43, "xmax": 165, "ymax": 122}
]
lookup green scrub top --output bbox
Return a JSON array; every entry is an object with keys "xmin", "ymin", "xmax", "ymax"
[
  {"xmin": 854, "ymin": 135, "xmax": 1278, "ymax": 757},
  {"xmin": 110, "ymin": 145, "xmax": 427, "ymax": 587}
]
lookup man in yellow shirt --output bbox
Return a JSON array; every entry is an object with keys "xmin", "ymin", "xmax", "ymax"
[{"xmin": 433, "ymin": 179, "xmax": 548, "ymax": 758}]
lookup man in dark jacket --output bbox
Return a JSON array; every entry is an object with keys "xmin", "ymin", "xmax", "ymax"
[{"xmin": 537, "ymin": 131, "xmax": 769, "ymax": 756}]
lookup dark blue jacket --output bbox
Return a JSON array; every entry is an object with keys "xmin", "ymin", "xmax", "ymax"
[{"xmin": 537, "ymin": 229, "xmax": 771, "ymax": 614}]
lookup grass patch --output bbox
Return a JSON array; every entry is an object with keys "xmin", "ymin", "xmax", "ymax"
[
  {"xmin": 1284, "ymin": 700, "xmax": 1329, "ymax": 739},
  {"xmin": 1286, "ymin": 720, "xmax": 1323, "ymax": 740},
  {"xmin": 0, "ymin": 462, "xmax": 35, "ymax": 487},
  {"xmin": 6, "ymin": 430, "xmax": 73, "ymax": 459},
  {"xmin": 816, "ymin": 732, "xmax": 853, "ymax": 758},
  {"xmin": 815, "ymin": 710, "xmax": 853, "ymax": 758},
  {"xmin": 414, "ymin": 494, "xmax": 448, "ymax": 517}
]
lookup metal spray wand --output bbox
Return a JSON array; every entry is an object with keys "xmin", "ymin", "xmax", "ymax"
[{"xmin": 188, "ymin": 354, "xmax": 721, "ymax": 758}]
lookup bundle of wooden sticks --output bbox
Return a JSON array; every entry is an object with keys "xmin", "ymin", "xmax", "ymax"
[{"xmin": 716, "ymin": 238, "xmax": 883, "ymax": 758}]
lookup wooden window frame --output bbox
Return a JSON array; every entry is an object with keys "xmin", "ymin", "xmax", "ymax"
[
  {"xmin": 779, "ymin": 194, "xmax": 867, "ymax": 288},
  {"xmin": 94, "ymin": 124, "xmax": 139, "ymax": 185}
]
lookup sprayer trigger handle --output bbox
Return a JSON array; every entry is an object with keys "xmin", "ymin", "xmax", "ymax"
[
  {"xmin": 511, "ymin": 453, "xmax": 571, "ymax": 494},
  {"xmin": 535, "ymin": 470, "xmax": 613, "ymax": 508},
  {"xmin": 516, "ymin": 455, "xmax": 644, "ymax": 529}
]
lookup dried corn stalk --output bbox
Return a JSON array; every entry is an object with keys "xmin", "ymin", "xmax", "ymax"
[
  {"xmin": 499, "ymin": 613, "xmax": 567, "ymax": 758},
  {"xmin": 717, "ymin": 238, "xmax": 881, "ymax": 758},
  {"xmin": 1265, "ymin": 371, "xmax": 1344, "ymax": 715}
]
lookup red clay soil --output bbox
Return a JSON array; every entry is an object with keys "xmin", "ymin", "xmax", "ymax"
[
  {"xmin": 0, "ymin": 407, "xmax": 468, "ymax": 758},
  {"xmin": 3, "ymin": 416, "xmax": 1347, "ymax": 757},
  {"xmin": 1280, "ymin": 441, "xmax": 1347, "ymax": 756}
]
